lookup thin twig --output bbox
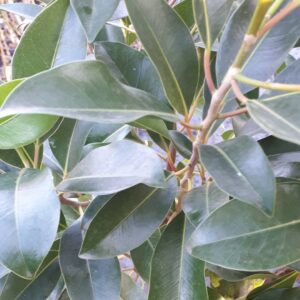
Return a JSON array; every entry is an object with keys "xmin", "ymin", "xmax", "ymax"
[
  {"xmin": 218, "ymin": 107, "xmax": 248, "ymax": 119},
  {"xmin": 231, "ymin": 79, "xmax": 249, "ymax": 104},
  {"xmin": 59, "ymin": 194, "xmax": 90, "ymax": 208}
]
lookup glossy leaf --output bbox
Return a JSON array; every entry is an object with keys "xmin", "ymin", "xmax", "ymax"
[
  {"xmin": 193, "ymin": 0, "xmax": 234, "ymax": 46},
  {"xmin": 248, "ymin": 93, "xmax": 300, "ymax": 146},
  {"xmin": 251, "ymin": 288, "xmax": 300, "ymax": 300},
  {"xmin": 0, "ymin": 169, "xmax": 60, "ymax": 278},
  {"xmin": 71, "ymin": 0, "xmax": 120, "ymax": 42},
  {"xmin": 60, "ymin": 221, "xmax": 121, "ymax": 300},
  {"xmin": 49, "ymin": 119, "xmax": 93, "ymax": 175},
  {"xmin": 189, "ymin": 182, "xmax": 300, "ymax": 271},
  {"xmin": 0, "ymin": 61, "xmax": 176, "ymax": 124},
  {"xmin": 58, "ymin": 140, "xmax": 167, "ymax": 194},
  {"xmin": 17, "ymin": 260, "xmax": 61, "ymax": 300},
  {"xmin": 80, "ymin": 177, "xmax": 176, "ymax": 258},
  {"xmin": 120, "ymin": 274, "xmax": 146, "ymax": 300},
  {"xmin": 0, "ymin": 273, "xmax": 30, "ymax": 300},
  {"xmin": 131, "ymin": 229, "xmax": 162, "ymax": 282},
  {"xmin": 13, "ymin": 0, "xmax": 87, "ymax": 79},
  {"xmin": 149, "ymin": 213, "xmax": 208, "ymax": 300},
  {"xmin": 0, "ymin": 80, "xmax": 58, "ymax": 150},
  {"xmin": 174, "ymin": 0, "xmax": 194, "ymax": 28},
  {"xmin": 200, "ymin": 136, "xmax": 275, "ymax": 214},
  {"xmin": 125, "ymin": 0, "xmax": 198, "ymax": 115},
  {"xmin": 169, "ymin": 130, "xmax": 193, "ymax": 159},
  {"xmin": 183, "ymin": 181, "xmax": 229, "ymax": 227},
  {"xmin": 0, "ymin": 3, "xmax": 42, "ymax": 20}
]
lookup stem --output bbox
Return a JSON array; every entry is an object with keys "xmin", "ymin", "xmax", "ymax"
[
  {"xmin": 258, "ymin": 0, "xmax": 300, "ymax": 37},
  {"xmin": 16, "ymin": 148, "xmax": 31, "ymax": 168},
  {"xmin": 218, "ymin": 107, "xmax": 248, "ymax": 119},
  {"xmin": 204, "ymin": 49, "xmax": 216, "ymax": 93},
  {"xmin": 262, "ymin": 0, "xmax": 285, "ymax": 25},
  {"xmin": 180, "ymin": 120, "xmax": 202, "ymax": 130},
  {"xmin": 231, "ymin": 79, "xmax": 249, "ymax": 104},
  {"xmin": 59, "ymin": 194, "xmax": 90, "ymax": 208},
  {"xmin": 235, "ymin": 73, "xmax": 300, "ymax": 92},
  {"xmin": 33, "ymin": 142, "xmax": 40, "ymax": 169}
]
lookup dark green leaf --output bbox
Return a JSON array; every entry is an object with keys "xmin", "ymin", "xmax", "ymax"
[
  {"xmin": 0, "ymin": 3, "xmax": 42, "ymax": 19},
  {"xmin": 149, "ymin": 213, "xmax": 208, "ymax": 300},
  {"xmin": 193, "ymin": 0, "xmax": 234, "ymax": 46},
  {"xmin": 169, "ymin": 130, "xmax": 193, "ymax": 159},
  {"xmin": 0, "ymin": 273, "xmax": 30, "ymax": 300},
  {"xmin": 0, "ymin": 80, "xmax": 58, "ymax": 150},
  {"xmin": 17, "ymin": 260, "xmax": 61, "ymax": 300},
  {"xmin": 60, "ymin": 221, "xmax": 121, "ymax": 300},
  {"xmin": 189, "ymin": 182, "xmax": 300, "ymax": 271},
  {"xmin": 183, "ymin": 181, "xmax": 229, "ymax": 227},
  {"xmin": 13, "ymin": 0, "xmax": 87, "ymax": 79},
  {"xmin": 58, "ymin": 140, "xmax": 167, "ymax": 194},
  {"xmin": 80, "ymin": 177, "xmax": 176, "ymax": 258},
  {"xmin": 0, "ymin": 169, "xmax": 60, "ymax": 278},
  {"xmin": 1, "ymin": 61, "xmax": 176, "ymax": 124},
  {"xmin": 251, "ymin": 288, "xmax": 300, "ymax": 300},
  {"xmin": 174, "ymin": 0, "xmax": 194, "ymax": 28},
  {"xmin": 49, "ymin": 119, "xmax": 93, "ymax": 175},
  {"xmin": 125, "ymin": 0, "xmax": 198, "ymax": 115},
  {"xmin": 70, "ymin": 0, "xmax": 120, "ymax": 42},
  {"xmin": 131, "ymin": 229, "xmax": 162, "ymax": 282},
  {"xmin": 200, "ymin": 136, "xmax": 275, "ymax": 214}
]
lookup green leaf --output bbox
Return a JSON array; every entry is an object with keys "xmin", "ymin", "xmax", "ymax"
[
  {"xmin": 13, "ymin": 0, "xmax": 87, "ymax": 79},
  {"xmin": 80, "ymin": 176, "xmax": 176, "ymax": 259},
  {"xmin": 188, "ymin": 182, "xmax": 300, "ymax": 271},
  {"xmin": 248, "ymin": 93, "xmax": 300, "ymax": 146},
  {"xmin": 58, "ymin": 140, "xmax": 167, "ymax": 194},
  {"xmin": 0, "ymin": 3, "xmax": 42, "ymax": 19},
  {"xmin": 216, "ymin": 0, "xmax": 257, "ymax": 84},
  {"xmin": 94, "ymin": 41, "xmax": 167, "ymax": 103},
  {"xmin": 125, "ymin": 0, "xmax": 198, "ymax": 115},
  {"xmin": 17, "ymin": 260, "xmax": 61, "ymax": 300},
  {"xmin": 60, "ymin": 220, "xmax": 121, "ymax": 300},
  {"xmin": 131, "ymin": 229, "xmax": 162, "ymax": 282},
  {"xmin": 193, "ymin": 0, "xmax": 234, "ymax": 47},
  {"xmin": 169, "ymin": 130, "xmax": 193, "ymax": 159},
  {"xmin": 174, "ymin": 0, "xmax": 194, "ymax": 28},
  {"xmin": 0, "ymin": 61, "xmax": 176, "ymax": 124},
  {"xmin": 0, "ymin": 273, "xmax": 30, "ymax": 300},
  {"xmin": 0, "ymin": 169, "xmax": 60, "ymax": 278},
  {"xmin": 149, "ymin": 213, "xmax": 208, "ymax": 300},
  {"xmin": 200, "ymin": 136, "xmax": 275, "ymax": 214},
  {"xmin": 0, "ymin": 80, "xmax": 58, "ymax": 150},
  {"xmin": 70, "ymin": 0, "xmax": 120, "ymax": 42},
  {"xmin": 183, "ymin": 181, "xmax": 229, "ymax": 227},
  {"xmin": 251, "ymin": 288, "xmax": 300, "ymax": 300},
  {"xmin": 49, "ymin": 119, "xmax": 93, "ymax": 175},
  {"xmin": 120, "ymin": 274, "xmax": 146, "ymax": 300}
]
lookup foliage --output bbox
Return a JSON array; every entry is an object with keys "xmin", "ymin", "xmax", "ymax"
[{"xmin": 0, "ymin": 0, "xmax": 300, "ymax": 299}]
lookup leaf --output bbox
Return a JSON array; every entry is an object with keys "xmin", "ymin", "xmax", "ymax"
[
  {"xmin": 58, "ymin": 140, "xmax": 167, "ymax": 194},
  {"xmin": 17, "ymin": 260, "xmax": 61, "ymax": 300},
  {"xmin": 0, "ymin": 169, "xmax": 60, "ymax": 278},
  {"xmin": 193, "ymin": 0, "xmax": 234, "ymax": 46},
  {"xmin": 131, "ymin": 229, "xmax": 162, "ymax": 282},
  {"xmin": 200, "ymin": 136, "xmax": 276, "ymax": 214},
  {"xmin": 188, "ymin": 182, "xmax": 300, "ymax": 271},
  {"xmin": 0, "ymin": 273, "xmax": 30, "ymax": 300},
  {"xmin": 80, "ymin": 176, "xmax": 176, "ymax": 259},
  {"xmin": 0, "ymin": 3, "xmax": 42, "ymax": 19},
  {"xmin": 183, "ymin": 181, "xmax": 229, "ymax": 227},
  {"xmin": 13, "ymin": 0, "xmax": 87, "ymax": 79},
  {"xmin": 174, "ymin": 0, "xmax": 194, "ymax": 28},
  {"xmin": 70, "ymin": 0, "xmax": 120, "ymax": 42},
  {"xmin": 110, "ymin": 0, "xmax": 128, "ymax": 20},
  {"xmin": 247, "ymin": 93, "xmax": 300, "ymax": 146},
  {"xmin": 120, "ymin": 274, "xmax": 146, "ymax": 300},
  {"xmin": 251, "ymin": 288, "xmax": 300, "ymax": 300},
  {"xmin": 149, "ymin": 213, "xmax": 208, "ymax": 300},
  {"xmin": 94, "ymin": 41, "xmax": 167, "ymax": 103},
  {"xmin": 60, "ymin": 220, "xmax": 121, "ymax": 300},
  {"xmin": 169, "ymin": 130, "xmax": 193, "ymax": 159},
  {"xmin": 49, "ymin": 119, "xmax": 93, "ymax": 175},
  {"xmin": 125, "ymin": 0, "xmax": 198, "ymax": 115},
  {"xmin": 216, "ymin": 0, "xmax": 257, "ymax": 84},
  {"xmin": 0, "ymin": 80, "xmax": 58, "ymax": 150},
  {"xmin": 94, "ymin": 42, "xmax": 171, "ymax": 138},
  {"xmin": 0, "ymin": 61, "xmax": 176, "ymax": 124}
]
